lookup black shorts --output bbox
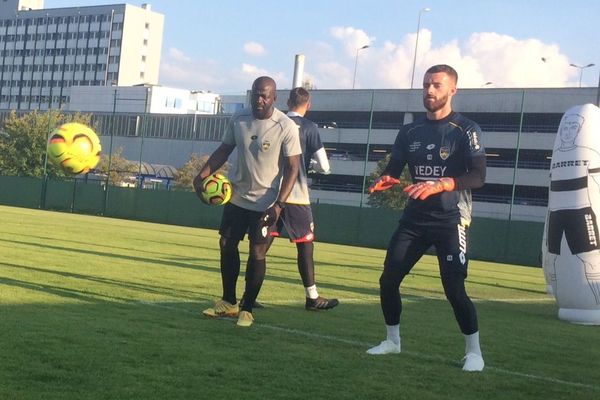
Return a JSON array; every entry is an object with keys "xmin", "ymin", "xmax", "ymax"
[
  {"xmin": 385, "ymin": 220, "xmax": 469, "ymax": 279},
  {"xmin": 219, "ymin": 203, "xmax": 272, "ymax": 244},
  {"xmin": 271, "ymin": 204, "xmax": 315, "ymax": 243},
  {"xmin": 547, "ymin": 207, "xmax": 600, "ymax": 254}
]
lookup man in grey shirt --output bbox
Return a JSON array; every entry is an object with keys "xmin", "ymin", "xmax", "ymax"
[{"xmin": 194, "ymin": 76, "xmax": 301, "ymax": 327}]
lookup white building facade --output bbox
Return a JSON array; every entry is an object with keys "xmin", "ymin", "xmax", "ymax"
[
  {"xmin": 0, "ymin": 0, "xmax": 163, "ymax": 110},
  {"xmin": 68, "ymin": 85, "xmax": 221, "ymax": 114}
]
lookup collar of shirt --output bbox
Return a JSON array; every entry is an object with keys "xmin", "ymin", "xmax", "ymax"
[{"xmin": 287, "ymin": 111, "xmax": 302, "ymax": 117}]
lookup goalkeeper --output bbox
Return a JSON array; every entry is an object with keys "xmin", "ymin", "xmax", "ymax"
[{"xmin": 366, "ymin": 65, "xmax": 487, "ymax": 372}]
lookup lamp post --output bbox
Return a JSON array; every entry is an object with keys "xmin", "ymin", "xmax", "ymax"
[
  {"xmin": 569, "ymin": 63, "xmax": 595, "ymax": 87},
  {"xmin": 410, "ymin": 7, "xmax": 431, "ymax": 89},
  {"xmin": 352, "ymin": 45, "xmax": 370, "ymax": 89}
]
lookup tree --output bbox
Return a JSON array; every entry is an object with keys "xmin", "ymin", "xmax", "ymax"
[
  {"xmin": 96, "ymin": 147, "xmax": 138, "ymax": 186},
  {"xmin": 173, "ymin": 153, "xmax": 230, "ymax": 191},
  {"xmin": 0, "ymin": 110, "xmax": 93, "ymax": 178},
  {"xmin": 366, "ymin": 154, "xmax": 412, "ymax": 210}
]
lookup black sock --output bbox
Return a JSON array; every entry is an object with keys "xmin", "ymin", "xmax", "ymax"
[
  {"xmin": 241, "ymin": 258, "xmax": 266, "ymax": 312},
  {"xmin": 220, "ymin": 247, "xmax": 240, "ymax": 304},
  {"xmin": 297, "ymin": 242, "xmax": 315, "ymax": 287}
]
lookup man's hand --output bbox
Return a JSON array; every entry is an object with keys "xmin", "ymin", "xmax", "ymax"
[
  {"xmin": 261, "ymin": 202, "xmax": 284, "ymax": 227},
  {"xmin": 403, "ymin": 177, "xmax": 455, "ymax": 200},
  {"xmin": 368, "ymin": 175, "xmax": 401, "ymax": 193},
  {"xmin": 193, "ymin": 173, "xmax": 208, "ymax": 200}
]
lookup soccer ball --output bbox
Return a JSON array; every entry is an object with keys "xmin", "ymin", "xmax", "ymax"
[
  {"xmin": 199, "ymin": 173, "xmax": 232, "ymax": 206},
  {"xmin": 48, "ymin": 122, "xmax": 101, "ymax": 174}
]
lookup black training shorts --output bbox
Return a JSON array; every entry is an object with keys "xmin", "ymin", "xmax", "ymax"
[
  {"xmin": 219, "ymin": 202, "xmax": 272, "ymax": 244},
  {"xmin": 271, "ymin": 204, "xmax": 315, "ymax": 242}
]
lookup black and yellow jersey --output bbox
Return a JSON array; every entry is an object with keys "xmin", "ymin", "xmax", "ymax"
[{"xmin": 384, "ymin": 111, "xmax": 486, "ymax": 225}]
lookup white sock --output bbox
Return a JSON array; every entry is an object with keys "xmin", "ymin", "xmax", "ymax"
[
  {"xmin": 464, "ymin": 331, "xmax": 482, "ymax": 356},
  {"xmin": 386, "ymin": 324, "xmax": 400, "ymax": 345},
  {"xmin": 305, "ymin": 284, "xmax": 319, "ymax": 299}
]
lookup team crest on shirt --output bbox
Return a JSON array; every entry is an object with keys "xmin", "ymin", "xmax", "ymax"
[
  {"xmin": 262, "ymin": 140, "xmax": 271, "ymax": 151},
  {"xmin": 439, "ymin": 146, "xmax": 450, "ymax": 160}
]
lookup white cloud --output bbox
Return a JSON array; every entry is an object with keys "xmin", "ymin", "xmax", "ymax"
[
  {"xmin": 318, "ymin": 27, "xmax": 577, "ymax": 89},
  {"xmin": 243, "ymin": 42, "xmax": 267, "ymax": 56},
  {"xmin": 158, "ymin": 27, "xmax": 581, "ymax": 93},
  {"xmin": 167, "ymin": 47, "xmax": 191, "ymax": 62},
  {"xmin": 241, "ymin": 63, "xmax": 268, "ymax": 75},
  {"xmin": 330, "ymin": 26, "xmax": 374, "ymax": 56}
]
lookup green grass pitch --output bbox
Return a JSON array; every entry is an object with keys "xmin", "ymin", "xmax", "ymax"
[{"xmin": 0, "ymin": 205, "xmax": 598, "ymax": 399}]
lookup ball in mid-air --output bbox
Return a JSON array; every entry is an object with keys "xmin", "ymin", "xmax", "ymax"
[
  {"xmin": 199, "ymin": 173, "xmax": 232, "ymax": 205},
  {"xmin": 48, "ymin": 122, "xmax": 101, "ymax": 174}
]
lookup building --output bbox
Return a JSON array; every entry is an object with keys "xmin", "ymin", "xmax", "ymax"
[
  {"xmin": 1, "ymin": 79, "xmax": 595, "ymax": 222},
  {"xmin": 277, "ymin": 87, "xmax": 599, "ymax": 222},
  {"xmin": 68, "ymin": 85, "xmax": 221, "ymax": 114},
  {"xmin": 0, "ymin": 0, "xmax": 164, "ymax": 111},
  {"xmin": 64, "ymin": 86, "xmax": 595, "ymax": 223}
]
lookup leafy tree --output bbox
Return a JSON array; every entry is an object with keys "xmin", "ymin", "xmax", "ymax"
[
  {"xmin": 0, "ymin": 110, "xmax": 93, "ymax": 177},
  {"xmin": 173, "ymin": 153, "xmax": 230, "ymax": 191},
  {"xmin": 366, "ymin": 154, "xmax": 412, "ymax": 210},
  {"xmin": 96, "ymin": 147, "xmax": 138, "ymax": 186}
]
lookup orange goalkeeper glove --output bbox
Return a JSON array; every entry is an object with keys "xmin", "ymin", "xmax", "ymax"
[
  {"xmin": 368, "ymin": 175, "xmax": 401, "ymax": 193},
  {"xmin": 403, "ymin": 177, "xmax": 455, "ymax": 200}
]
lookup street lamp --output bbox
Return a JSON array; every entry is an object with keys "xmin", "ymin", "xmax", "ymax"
[
  {"xmin": 569, "ymin": 63, "xmax": 595, "ymax": 87},
  {"xmin": 481, "ymin": 81, "xmax": 493, "ymax": 88},
  {"xmin": 352, "ymin": 45, "xmax": 370, "ymax": 89},
  {"xmin": 410, "ymin": 7, "xmax": 431, "ymax": 89}
]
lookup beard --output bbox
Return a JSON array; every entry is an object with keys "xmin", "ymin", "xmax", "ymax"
[
  {"xmin": 252, "ymin": 105, "xmax": 272, "ymax": 120},
  {"xmin": 423, "ymin": 94, "xmax": 448, "ymax": 113}
]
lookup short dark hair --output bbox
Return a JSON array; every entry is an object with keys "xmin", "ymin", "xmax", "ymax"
[
  {"xmin": 253, "ymin": 76, "xmax": 276, "ymax": 91},
  {"xmin": 287, "ymin": 87, "xmax": 310, "ymax": 109},
  {"xmin": 425, "ymin": 64, "xmax": 458, "ymax": 84}
]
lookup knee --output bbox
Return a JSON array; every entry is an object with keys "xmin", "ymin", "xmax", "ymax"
[
  {"xmin": 379, "ymin": 269, "xmax": 401, "ymax": 291},
  {"xmin": 220, "ymin": 237, "xmax": 238, "ymax": 254},
  {"xmin": 442, "ymin": 273, "xmax": 468, "ymax": 304},
  {"xmin": 249, "ymin": 243, "xmax": 268, "ymax": 260}
]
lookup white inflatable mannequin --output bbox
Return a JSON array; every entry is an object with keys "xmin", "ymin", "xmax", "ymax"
[{"xmin": 542, "ymin": 103, "xmax": 600, "ymax": 324}]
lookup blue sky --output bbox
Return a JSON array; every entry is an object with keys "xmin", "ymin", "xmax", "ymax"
[{"xmin": 46, "ymin": 0, "xmax": 600, "ymax": 94}]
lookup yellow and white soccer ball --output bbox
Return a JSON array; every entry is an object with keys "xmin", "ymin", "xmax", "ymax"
[
  {"xmin": 198, "ymin": 173, "xmax": 232, "ymax": 206},
  {"xmin": 48, "ymin": 122, "xmax": 101, "ymax": 174}
]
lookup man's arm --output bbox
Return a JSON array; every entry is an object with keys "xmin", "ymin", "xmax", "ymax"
[
  {"xmin": 261, "ymin": 154, "xmax": 301, "ymax": 226},
  {"xmin": 192, "ymin": 143, "xmax": 235, "ymax": 191},
  {"xmin": 453, "ymin": 155, "xmax": 486, "ymax": 190},
  {"xmin": 310, "ymin": 148, "xmax": 331, "ymax": 174},
  {"xmin": 278, "ymin": 154, "xmax": 301, "ymax": 203}
]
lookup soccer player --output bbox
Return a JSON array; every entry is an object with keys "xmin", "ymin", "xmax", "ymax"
[
  {"xmin": 366, "ymin": 65, "xmax": 487, "ymax": 372},
  {"xmin": 195, "ymin": 76, "xmax": 301, "ymax": 327},
  {"xmin": 269, "ymin": 87, "xmax": 339, "ymax": 311}
]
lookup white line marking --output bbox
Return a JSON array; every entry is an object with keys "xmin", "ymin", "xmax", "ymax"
[
  {"xmin": 139, "ymin": 300, "xmax": 599, "ymax": 392},
  {"xmin": 139, "ymin": 296, "xmax": 554, "ymax": 307}
]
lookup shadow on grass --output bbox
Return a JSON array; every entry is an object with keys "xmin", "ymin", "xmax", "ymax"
[{"xmin": 0, "ymin": 298, "xmax": 597, "ymax": 400}]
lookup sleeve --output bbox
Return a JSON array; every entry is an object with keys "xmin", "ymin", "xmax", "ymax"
[
  {"xmin": 305, "ymin": 122, "xmax": 330, "ymax": 173},
  {"xmin": 382, "ymin": 128, "xmax": 408, "ymax": 178},
  {"xmin": 454, "ymin": 123, "xmax": 486, "ymax": 190},
  {"xmin": 312, "ymin": 148, "xmax": 331, "ymax": 174},
  {"xmin": 221, "ymin": 114, "xmax": 236, "ymax": 146},
  {"xmin": 305, "ymin": 122, "xmax": 324, "ymax": 155},
  {"xmin": 282, "ymin": 121, "xmax": 302, "ymax": 157}
]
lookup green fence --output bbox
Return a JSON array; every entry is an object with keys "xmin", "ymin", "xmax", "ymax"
[{"xmin": 0, "ymin": 175, "xmax": 543, "ymax": 266}]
